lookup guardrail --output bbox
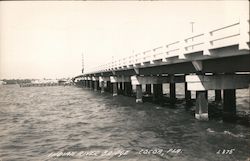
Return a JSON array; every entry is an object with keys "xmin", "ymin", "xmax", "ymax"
[{"xmin": 85, "ymin": 19, "xmax": 249, "ymax": 74}]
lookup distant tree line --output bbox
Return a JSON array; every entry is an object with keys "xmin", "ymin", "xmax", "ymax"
[{"xmin": 1, "ymin": 79, "xmax": 32, "ymax": 84}]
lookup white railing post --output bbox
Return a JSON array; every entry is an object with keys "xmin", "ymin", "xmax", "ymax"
[
  {"xmin": 179, "ymin": 40, "xmax": 186, "ymax": 59},
  {"xmin": 142, "ymin": 51, "xmax": 146, "ymax": 63},
  {"xmin": 150, "ymin": 49, "xmax": 156, "ymax": 64},
  {"xmin": 203, "ymin": 32, "xmax": 212, "ymax": 55},
  {"xmin": 239, "ymin": 19, "xmax": 250, "ymax": 50},
  {"xmin": 163, "ymin": 45, "xmax": 168, "ymax": 60},
  {"xmin": 160, "ymin": 45, "xmax": 166, "ymax": 61}
]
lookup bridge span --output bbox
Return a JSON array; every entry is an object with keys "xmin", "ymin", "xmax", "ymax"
[{"xmin": 74, "ymin": 19, "xmax": 250, "ymax": 122}]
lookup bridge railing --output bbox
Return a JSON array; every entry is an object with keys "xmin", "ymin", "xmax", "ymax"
[{"xmin": 85, "ymin": 19, "xmax": 249, "ymax": 74}]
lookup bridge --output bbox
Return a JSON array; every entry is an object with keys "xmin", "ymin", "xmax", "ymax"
[{"xmin": 74, "ymin": 18, "xmax": 250, "ymax": 122}]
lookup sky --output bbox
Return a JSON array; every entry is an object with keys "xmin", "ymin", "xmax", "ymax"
[{"xmin": 0, "ymin": 1, "xmax": 249, "ymax": 79}]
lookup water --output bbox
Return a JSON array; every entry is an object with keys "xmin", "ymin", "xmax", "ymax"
[{"xmin": 0, "ymin": 85, "xmax": 249, "ymax": 161}]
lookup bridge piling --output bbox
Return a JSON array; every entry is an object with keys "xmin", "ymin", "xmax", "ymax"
[
  {"xmin": 215, "ymin": 90, "xmax": 222, "ymax": 102},
  {"xmin": 92, "ymin": 77, "xmax": 99, "ymax": 91},
  {"xmin": 124, "ymin": 82, "xmax": 132, "ymax": 96},
  {"xmin": 88, "ymin": 80, "xmax": 91, "ymax": 89},
  {"xmin": 93, "ymin": 81, "xmax": 96, "ymax": 90},
  {"xmin": 153, "ymin": 84, "xmax": 163, "ymax": 102},
  {"xmin": 86, "ymin": 80, "xmax": 90, "ymax": 88},
  {"xmin": 169, "ymin": 75, "xmax": 176, "ymax": 104},
  {"xmin": 94, "ymin": 81, "xmax": 99, "ymax": 91},
  {"xmin": 170, "ymin": 83, "xmax": 176, "ymax": 103},
  {"xmin": 185, "ymin": 82, "xmax": 191, "ymax": 103},
  {"xmin": 106, "ymin": 81, "xmax": 111, "ymax": 93},
  {"xmin": 145, "ymin": 84, "xmax": 152, "ymax": 95},
  {"xmin": 92, "ymin": 80, "xmax": 95, "ymax": 90},
  {"xmin": 82, "ymin": 80, "xmax": 84, "ymax": 87},
  {"xmin": 83, "ymin": 80, "xmax": 86, "ymax": 87},
  {"xmin": 112, "ymin": 82, "xmax": 118, "ymax": 96},
  {"xmin": 195, "ymin": 91, "xmax": 209, "ymax": 120},
  {"xmin": 118, "ymin": 82, "xmax": 124, "ymax": 94},
  {"xmin": 84, "ymin": 80, "xmax": 87, "ymax": 88},
  {"xmin": 136, "ymin": 84, "xmax": 143, "ymax": 103},
  {"xmin": 223, "ymin": 89, "xmax": 236, "ymax": 122},
  {"xmin": 100, "ymin": 81, "xmax": 105, "ymax": 93},
  {"xmin": 88, "ymin": 80, "xmax": 91, "ymax": 88}
]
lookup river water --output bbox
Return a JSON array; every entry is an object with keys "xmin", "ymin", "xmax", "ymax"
[{"xmin": 0, "ymin": 85, "xmax": 249, "ymax": 161}]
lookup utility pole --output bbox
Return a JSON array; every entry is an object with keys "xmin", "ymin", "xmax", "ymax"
[
  {"xmin": 190, "ymin": 21, "xmax": 195, "ymax": 33},
  {"xmin": 112, "ymin": 56, "xmax": 114, "ymax": 69},
  {"xmin": 82, "ymin": 53, "xmax": 84, "ymax": 74},
  {"xmin": 190, "ymin": 22, "xmax": 195, "ymax": 49}
]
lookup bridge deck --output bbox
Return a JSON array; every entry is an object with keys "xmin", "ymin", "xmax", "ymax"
[{"xmin": 81, "ymin": 19, "xmax": 249, "ymax": 76}]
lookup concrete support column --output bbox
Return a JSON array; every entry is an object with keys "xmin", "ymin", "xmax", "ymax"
[
  {"xmin": 185, "ymin": 82, "xmax": 191, "ymax": 103},
  {"xmin": 94, "ymin": 81, "xmax": 98, "ymax": 91},
  {"xmin": 145, "ymin": 84, "xmax": 152, "ymax": 95},
  {"xmin": 136, "ymin": 84, "xmax": 143, "ymax": 103},
  {"xmin": 213, "ymin": 73, "xmax": 222, "ymax": 102},
  {"xmin": 83, "ymin": 80, "xmax": 86, "ymax": 87},
  {"xmin": 153, "ymin": 84, "xmax": 163, "ymax": 102},
  {"xmin": 86, "ymin": 80, "xmax": 88, "ymax": 88},
  {"xmin": 118, "ymin": 82, "xmax": 124, "ymax": 94},
  {"xmin": 119, "ymin": 82, "xmax": 123, "ymax": 89},
  {"xmin": 100, "ymin": 81, "xmax": 105, "ymax": 93},
  {"xmin": 223, "ymin": 89, "xmax": 236, "ymax": 122},
  {"xmin": 124, "ymin": 82, "xmax": 132, "ymax": 96},
  {"xmin": 85, "ymin": 80, "xmax": 88, "ymax": 87},
  {"xmin": 110, "ymin": 81, "xmax": 113, "ymax": 93},
  {"xmin": 97, "ymin": 81, "xmax": 100, "ymax": 90},
  {"xmin": 89, "ymin": 80, "xmax": 93, "ymax": 89},
  {"xmin": 215, "ymin": 90, "xmax": 222, "ymax": 102},
  {"xmin": 82, "ymin": 80, "xmax": 84, "ymax": 87},
  {"xmin": 106, "ymin": 81, "xmax": 111, "ymax": 93},
  {"xmin": 170, "ymin": 82, "xmax": 176, "ymax": 103},
  {"xmin": 88, "ymin": 80, "xmax": 90, "ymax": 88},
  {"xmin": 80, "ymin": 80, "xmax": 83, "ymax": 87},
  {"xmin": 88, "ymin": 80, "xmax": 91, "ymax": 88},
  {"xmin": 169, "ymin": 74, "xmax": 176, "ymax": 103},
  {"xmin": 92, "ymin": 81, "xmax": 95, "ymax": 90},
  {"xmin": 85, "ymin": 80, "xmax": 88, "ymax": 88},
  {"xmin": 112, "ymin": 82, "xmax": 118, "ymax": 96},
  {"xmin": 195, "ymin": 91, "xmax": 209, "ymax": 120},
  {"xmin": 89, "ymin": 80, "xmax": 91, "ymax": 89}
]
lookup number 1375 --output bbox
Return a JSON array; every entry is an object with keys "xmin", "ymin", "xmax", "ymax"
[{"xmin": 216, "ymin": 149, "xmax": 235, "ymax": 155}]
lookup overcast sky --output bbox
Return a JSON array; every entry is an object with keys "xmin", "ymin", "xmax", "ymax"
[{"xmin": 0, "ymin": 1, "xmax": 249, "ymax": 79}]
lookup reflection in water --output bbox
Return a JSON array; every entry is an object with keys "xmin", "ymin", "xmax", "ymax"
[{"xmin": 0, "ymin": 85, "xmax": 249, "ymax": 161}]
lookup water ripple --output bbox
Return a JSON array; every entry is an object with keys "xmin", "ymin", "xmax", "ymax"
[{"xmin": 0, "ymin": 85, "xmax": 249, "ymax": 161}]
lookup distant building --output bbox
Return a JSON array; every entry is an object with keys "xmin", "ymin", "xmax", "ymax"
[{"xmin": 31, "ymin": 79, "xmax": 58, "ymax": 84}]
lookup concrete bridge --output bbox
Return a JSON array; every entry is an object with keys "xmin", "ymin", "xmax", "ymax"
[{"xmin": 74, "ymin": 19, "xmax": 250, "ymax": 122}]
